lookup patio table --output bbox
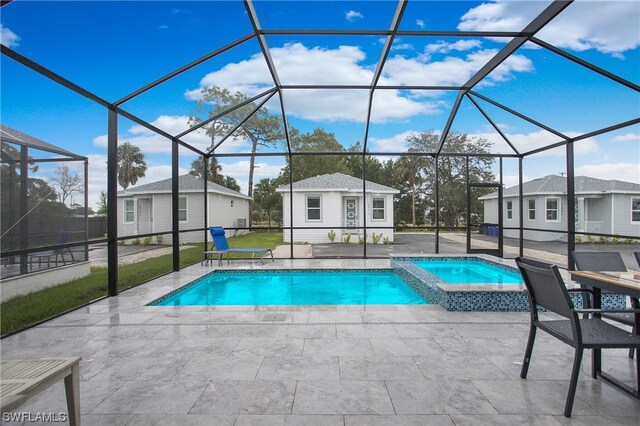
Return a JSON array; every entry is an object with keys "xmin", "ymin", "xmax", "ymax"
[{"xmin": 570, "ymin": 270, "xmax": 640, "ymax": 398}]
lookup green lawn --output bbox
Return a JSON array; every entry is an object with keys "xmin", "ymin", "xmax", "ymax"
[{"xmin": 1, "ymin": 232, "xmax": 283, "ymax": 336}]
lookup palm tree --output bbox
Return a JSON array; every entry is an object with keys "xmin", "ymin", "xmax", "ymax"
[
  {"xmin": 117, "ymin": 143, "xmax": 147, "ymax": 189},
  {"xmin": 189, "ymin": 157, "xmax": 223, "ymax": 185}
]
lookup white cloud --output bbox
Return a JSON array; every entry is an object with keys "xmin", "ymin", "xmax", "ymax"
[
  {"xmin": 218, "ymin": 160, "xmax": 285, "ymax": 193},
  {"xmin": 0, "ymin": 24, "xmax": 20, "ymax": 48},
  {"xmin": 391, "ymin": 42, "xmax": 414, "ymax": 51},
  {"xmin": 424, "ymin": 39, "xmax": 482, "ymax": 54},
  {"xmin": 124, "ymin": 164, "xmax": 189, "ymax": 191},
  {"xmin": 187, "ymin": 43, "xmax": 441, "ymax": 123},
  {"xmin": 86, "ymin": 154, "xmax": 108, "ymax": 209},
  {"xmin": 503, "ymin": 173, "xmax": 533, "ymax": 188},
  {"xmin": 345, "ymin": 10, "xmax": 363, "ymax": 22},
  {"xmin": 186, "ymin": 42, "xmax": 534, "ymax": 123},
  {"xmin": 383, "ymin": 48, "xmax": 533, "ymax": 87},
  {"xmin": 612, "ymin": 133, "xmax": 640, "ymax": 142},
  {"xmin": 474, "ymin": 129, "xmax": 599, "ymax": 156},
  {"xmin": 458, "ymin": 0, "xmax": 640, "ymax": 56},
  {"xmin": 92, "ymin": 115, "xmax": 251, "ymax": 154},
  {"xmin": 368, "ymin": 130, "xmax": 420, "ymax": 152},
  {"xmin": 372, "ymin": 128, "xmax": 599, "ymax": 157},
  {"xmin": 575, "ymin": 163, "xmax": 640, "ymax": 183},
  {"xmin": 416, "ymin": 19, "xmax": 425, "ymax": 29}
]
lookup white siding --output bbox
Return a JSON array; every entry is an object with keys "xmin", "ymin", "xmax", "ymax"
[
  {"xmin": 482, "ymin": 199, "xmax": 499, "ymax": 223},
  {"xmin": 366, "ymin": 193, "xmax": 395, "ymax": 242},
  {"xmin": 208, "ymin": 193, "xmax": 250, "ymax": 239},
  {"xmin": 117, "ymin": 191, "xmax": 250, "ymax": 244},
  {"xmin": 613, "ymin": 194, "xmax": 640, "ymax": 237},
  {"xmin": 282, "ymin": 191, "xmax": 395, "ymax": 243}
]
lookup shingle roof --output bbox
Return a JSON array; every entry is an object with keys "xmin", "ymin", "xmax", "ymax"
[
  {"xmin": 117, "ymin": 174, "xmax": 252, "ymax": 199},
  {"xmin": 1, "ymin": 124, "xmax": 85, "ymax": 159},
  {"xmin": 276, "ymin": 172, "xmax": 399, "ymax": 193},
  {"xmin": 481, "ymin": 175, "xmax": 640, "ymax": 200}
]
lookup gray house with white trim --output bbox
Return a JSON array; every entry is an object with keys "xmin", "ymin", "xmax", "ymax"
[
  {"xmin": 276, "ymin": 173, "xmax": 399, "ymax": 244},
  {"xmin": 117, "ymin": 174, "xmax": 251, "ymax": 243},
  {"xmin": 480, "ymin": 175, "xmax": 640, "ymax": 241}
]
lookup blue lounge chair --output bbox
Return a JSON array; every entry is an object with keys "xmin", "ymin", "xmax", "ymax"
[{"xmin": 203, "ymin": 226, "xmax": 274, "ymax": 266}]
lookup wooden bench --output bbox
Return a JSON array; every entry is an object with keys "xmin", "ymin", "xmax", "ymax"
[{"xmin": 1, "ymin": 357, "xmax": 81, "ymax": 425}]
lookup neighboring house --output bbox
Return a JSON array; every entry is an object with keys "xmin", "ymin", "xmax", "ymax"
[
  {"xmin": 480, "ymin": 175, "xmax": 640, "ymax": 241},
  {"xmin": 117, "ymin": 174, "xmax": 251, "ymax": 243},
  {"xmin": 276, "ymin": 173, "xmax": 400, "ymax": 244}
]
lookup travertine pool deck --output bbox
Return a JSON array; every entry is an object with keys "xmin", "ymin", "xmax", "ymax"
[{"xmin": 1, "ymin": 259, "xmax": 639, "ymax": 425}]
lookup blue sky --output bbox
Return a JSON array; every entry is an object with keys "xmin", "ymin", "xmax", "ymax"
[{"xmin": 1, "ymin": 0, "xmax": 639, "ymax": 208}]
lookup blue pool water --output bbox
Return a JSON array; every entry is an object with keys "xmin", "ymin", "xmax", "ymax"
[
  {"xmin": 153, "ymin": 270, "xmax": 427, "ymax": 306},
  {"xmin": 413, "ymin": 259, "xmax": 523, "ymax": 284}
]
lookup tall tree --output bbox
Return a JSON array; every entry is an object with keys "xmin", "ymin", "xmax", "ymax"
[
  {"xmin": 252, "ymin": 178, "xmax": 282, "ymax": 229},
  {"xmin": 189, "ymin": 156, "xmax": 223, "ymax": 185},
  {"xmin": 117, "ymin": 142, "xmax": 147, "ymax": 190},
  {"xmin": 223, "ymin": 176, "xmax": 241, "ymax": 192},
  {"xmin": 51, "ymin": 165, "xmax": 83, "ymax": 204},
  {"xmin": 394, "ymin": 153, "xmax": 429, "ymax": 227},
  {"xmin": 405, "ymin": 130, "xmax": 496, "ymax": 227},
  {"xmin": 342, "ymin": 142, "xmax": 394, "ymax": 187},
  {"xmin": 281, "ymin": 128, "xmax": 349, "ymax": 181},
  {"xmin": 189, "ymin": 87, "xmax": 284, "ymax": 226},
  {"xmin": 96, "ymin": 191, "xmax": 108, "ymax": 215}
]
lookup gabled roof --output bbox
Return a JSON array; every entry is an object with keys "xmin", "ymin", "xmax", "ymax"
[
  {"xmin": 276, "ymin": 172, "xmax": 399, "ymax": 193},
  {"xmin": 117, "ymin": 174, "xmax": 252, "ymax": 200},
  {"xmin": 480, "ymin": 175, "xmax": 640, "ymax": 200},
  {"xmin": 1, "ymin": 124, "xmax": 85, "ymax": 160}
]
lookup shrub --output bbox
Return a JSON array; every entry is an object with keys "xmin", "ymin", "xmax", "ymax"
[
  {"xmin": 143, "ymin": 237, "xmax": 152, "ymax": 245},
  {"xmin": 131, "ymin": 238, "xmax": 140, "ymax": 245},
  {"xmin": 599, "ymin": 236, "xmax": 610, "ymax": 244},
  {"xmin": 586, "ymin": 235, "xmax": 595, "ymax": 244},
  {"xmin": 328, "ymin": 230, "xmax": 336, "ymax": 243},
  {"xmin": 624, "ymin": 238, "xmax": 635, "ymax": 244},
  {"xmin": 343, "ymin": 233, "xmax": 351, "ymax": 243},
  {"xmin": 383, "ymin": 237, "xmax": 389, "ymax": 245},
  {"xmin": 156, "ymin": 235, "xmax": 163, "ymax": 245},
  {"xmin": 371, "ymin": 232, "xmax": 382, "ymax": 244},
  {"xmin": 611, "ymin": 236, "xmax": 620, "ymax": 244},
  {"xmin": 575, "ymin": 235, "xmax": 582, "ymax": 244},
  {"xmin": 358, "ymin": 235, "xmax": 364, "ymax": 244}
]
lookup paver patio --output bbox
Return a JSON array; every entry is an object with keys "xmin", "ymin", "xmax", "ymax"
[{"xmin": 2, "ymin": 259, "xmax": 639, "ymax": 425}]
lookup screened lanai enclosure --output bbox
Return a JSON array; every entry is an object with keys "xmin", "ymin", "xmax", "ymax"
[{"xmin": 1, "ymin": 0, "xmax": 638, "ymax": 332}]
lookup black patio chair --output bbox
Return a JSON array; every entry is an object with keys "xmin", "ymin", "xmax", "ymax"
[
  {"xmin": 573, "ymin": 251, "xmax": 637, "ymax": 359},
  {"xmin": 635, "ymin": 252, "xmax": 640, "ymax": 268},
  {"xmin": 515, "ymin": 257, "xmax": 640, "ymax": 417}
]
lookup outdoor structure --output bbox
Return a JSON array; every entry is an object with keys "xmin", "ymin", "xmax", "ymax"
[
  {"xmin": 276, "ymin": 173, "xmax": 399, "ymax": 244},
  {"xmin": 1, "ymin": 0, "xmax": 638, "ymax": 296},
  {"xmin": 0, "ymin": 125, "xmax": 90, "ymax": 298},
  {"xmin": 117, "ymin": 174, "xmax": 251, "ymax": 243},
  {"xmin": 480, "ymin": 175, "xmax": 640, "ymax": 241}
]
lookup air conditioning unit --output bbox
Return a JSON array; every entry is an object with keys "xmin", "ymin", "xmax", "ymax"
[{"xmin": 236, "ymin": 218, "xmax": 247, "ymax": 228}]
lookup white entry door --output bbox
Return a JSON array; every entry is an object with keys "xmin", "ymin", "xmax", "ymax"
[
  {"xmin": 344, "ymin": 198, "xmax": 358, "ymax": 232},
  {"xmin": 137, "ymin": 198, "xmax": 152, "ymax": 234}
]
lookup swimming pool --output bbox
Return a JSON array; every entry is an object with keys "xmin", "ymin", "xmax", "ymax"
[
  {"xmin": 412, "ymin": 259, "xmax": 523, "ymax": 284},
  {"xmin": 151, "ymin": 269, "xmax": 427, "ymax": 306},
  {"xmin": 391, "ymin": 256, "xmax": 529, "ymax": 311}
]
